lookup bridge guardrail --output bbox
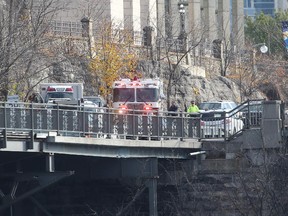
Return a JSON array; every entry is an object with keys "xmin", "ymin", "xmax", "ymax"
[
  {"xmin": 0, "ymin": 100, "xmax": 265, "ymax": 142},
  {"xmin": 0, "ymin": 102, "xmax": 201, "ymax": 141}
]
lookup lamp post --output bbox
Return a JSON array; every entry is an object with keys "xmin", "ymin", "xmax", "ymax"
[
  {"xmin": 252, "ymin": 43, "xmax": 268, "ymax": 73},
  {"xmin": 178, "ymin": 1, "xmax": 189, "ymax": 64},
  {"xmin": 178, "ymin": 1, "xmax": 188, "ymax": 41},
  {"xmin": 178, "ymin": 3, "xmax": 186, "ymax": 40}
]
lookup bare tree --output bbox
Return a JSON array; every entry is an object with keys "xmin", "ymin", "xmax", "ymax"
[
  {"xmin": 227, "ymin": 41, "xmax": 288, "ymax": 102},
  {"xmin": 225, "ymin": 147, "xmax": 288, "ymax": 216},
  {"xmin": 217, "ymin": 15, "xmax": 245, "ymax": 78},
  {"xmin": 0, "ymin": 0, "xmax": 68, "ymax": 101},
  {"xmin": 148, "ymin": 13, "xmax": 207, "ymax": 109}
]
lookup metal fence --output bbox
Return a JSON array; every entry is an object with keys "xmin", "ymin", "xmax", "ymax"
[
  {"xmin": 0, "ymin": 102, "xmax": 201, "ymax": 141},
  {"xmin": 50, "ymin": 21, "xmax": 82, "ymax": 37},
  {"xmin": 0, "ymin": 100, "xmax": 263, "ymax": 141},
  {"xmin": 49, "ymin": 21, "xmax": 143, "ymax": 46}
]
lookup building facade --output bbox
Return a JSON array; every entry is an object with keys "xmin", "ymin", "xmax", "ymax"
[
  {"xmin": 244, "ymin": 0, "xmax": 288, "ymax": 18},
  {"xmin": 162, "ymin": 0, "xmax": 244, "ymax": 52},
  {"xmin": 50, "ymin": 0, "xmax": 244, "ymax": 57}
]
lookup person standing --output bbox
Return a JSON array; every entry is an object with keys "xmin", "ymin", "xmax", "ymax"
[
  {"xmin": 168, "ymin": 101, "xmax": 178, "ymax": 116},
  {"xmin": 187, "ymin": 100, "xmax": 200, "ymax": 117},
  {"xmin": 187, "ymin": 100, "xmax": 200, "ymax": 137},
  {"xmin": 167, "ymin": 101, "xmax": 179, "ymax": 137}
]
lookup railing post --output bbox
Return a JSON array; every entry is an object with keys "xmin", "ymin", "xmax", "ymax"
[
  {"xmin": 26, "ymin": 103, "xmax": 34, "ymax": 149},
  {"xmin": 133, "ymin": 110, "xmax": 135, "ymax": 138},
  {"xmin": 181, "ymin": 112, "xmax": 184, "ymax": 140},
  {"xmin": 223, "ymin": 111, "xmax": 227, "ymax": 141},
  {"xmin": 82, "ymin": 107, "xmax": 86, "ymax": 137},
  {"xmin": 108, "ymin": 108, "xmax": 111, "ymax": 137},
  {"xmin": 57, "ymin": 104, "xmax": 60, "ymax": 135},
  {"xmin": 0, "ymin": 103, "xmax": 7, "ymax": 148},
  {"xmin": 157, "ymin": 112, "xmax": 160, "ymax": 139},
  {"xmin": 197, "ymin": 115, "xmax": 201, "ymax": 139},
  {"xmin": 247, "ymin": 100, "xmax": 251, "ymax": 129}
]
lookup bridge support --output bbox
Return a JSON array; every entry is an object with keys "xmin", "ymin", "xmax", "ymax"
[
  {"xmin": 0, "ymin": 171, "xmax": 74, "ymax": 214},
  {"xmin": 0, "ymin": 129, "xmax": 7, "ymax": 149},
  {"xmin": 147, "ymin": 177, "xmax": 158, "ymax": 216},
  {"xmin": 146, "ymin": 158, "xmax": 158, "ymax": 216},
  {"xmin": 46, "ymin": 153, "xmax": 55, "ymax": 172}
]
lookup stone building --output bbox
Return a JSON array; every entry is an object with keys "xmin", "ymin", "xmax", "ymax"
[{"xmin": 51, "ymin": 0, "xmax": 244, "ymax": 53}]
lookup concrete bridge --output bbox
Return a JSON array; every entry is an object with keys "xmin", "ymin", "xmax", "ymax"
[{"xmin": 0, "ymin": 100, "xmax": 285, "ymax": 215}]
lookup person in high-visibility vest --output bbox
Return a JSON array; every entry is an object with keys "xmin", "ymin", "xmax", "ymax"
[{"xmin": 187, "ymin": 100, "xmax": 199, "ymax": 117}]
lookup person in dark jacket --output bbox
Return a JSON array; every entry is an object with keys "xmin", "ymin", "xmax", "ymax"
[{"xmin": 168, "ymin": 101, "xmax": 178, "ymax": 116}]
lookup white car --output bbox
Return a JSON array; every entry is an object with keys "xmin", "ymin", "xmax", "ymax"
[
  {"xmin": 200, "ymin": 111, "xmax": 244, "ymax": 138},
  {"xmin": 199, "ymin": 101, "xmax": 238, "ymax": 112},
  {"xmin": 83, "ymin": 96, "xmax": 106, "ymax": 107}
]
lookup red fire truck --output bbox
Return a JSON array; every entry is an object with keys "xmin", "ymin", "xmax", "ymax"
[{"xmin": 112, "ymin": 77, "xmax": 165, "ymax": 114}]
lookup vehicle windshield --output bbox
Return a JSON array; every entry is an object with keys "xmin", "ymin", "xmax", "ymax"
[
  {"xmin": 46, "ymin": 92, "xmax": 74, "ymax": 102},
  {"xmin": 136, "ymin": 88, "xmax": 159, "ymax": 102},
  {"xmin": 199, "ymin": 103, "xmax": 221, "ymax": 110},
  {"xmin": 84, "ymin": 97, "xmax": 105, "ymax": 107},
  {"xmin": 113, "ymin": 88, "xmax": 135, "ymax": 102}
]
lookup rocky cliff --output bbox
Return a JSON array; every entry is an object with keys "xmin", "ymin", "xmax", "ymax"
[{"xmin": 136, "ymin": 60, "xmax": 266, "ymax": 110}]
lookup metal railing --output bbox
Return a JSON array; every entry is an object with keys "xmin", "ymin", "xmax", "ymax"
[
  {"xmin": 0, "ymin": 102, "xmax": 201, "ymax": 141},
  {"xmin": 234, "ymin": 99, "xmax": 265, "ymax": 129},
  {"xmin": 0, "ymin": 100, "xmax": 264, "ymax": 142},
  {"xmin": 201, "ymin": 99, "xmax": 264, "ymax": 140}
]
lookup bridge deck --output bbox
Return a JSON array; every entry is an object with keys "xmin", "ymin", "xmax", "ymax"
[
  {"xmin": 0, "ymin": 134, "xmax": 201, "ymax": 159},
  {"xmin": 44, "ymin": 136, "xmax": 201, "ymax": 159}
]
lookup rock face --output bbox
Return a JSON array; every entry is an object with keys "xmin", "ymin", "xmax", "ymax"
[
  {"xmin": 179, "ymin": 75, "xmax": 241, "ymax": 103},
  {"xmin": 136, "ymin": 60, "xmax": 265, "ymax": 110}
]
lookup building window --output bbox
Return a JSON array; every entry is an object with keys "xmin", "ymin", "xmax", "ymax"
[{"xmin": 244, "ymin": 0, "xmax": 252, "ymax": 8}]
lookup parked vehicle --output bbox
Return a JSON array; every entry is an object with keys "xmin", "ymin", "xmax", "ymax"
[
  {"xmin": 83, "ymin": 96, "xmax": 106, "ymax": 107},
  {"xmin": 200, "ymin": 111, "xmax": 244, "ymax": 138},
  {"xmin": 39, "ymin": 83, "xmax": 84, "ymax": 104},
  {"xmin": 199, "ymin": 101, "xmax": 238, "ymax": 112},
  {"xmin": 28, "ymin": 83, "xmax": 84, "ymax": 110}
]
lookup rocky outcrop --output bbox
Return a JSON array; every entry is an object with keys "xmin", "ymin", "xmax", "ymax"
[{"xmin": 136, "ymin": 60, "xmax": 266, "ymax": 110}]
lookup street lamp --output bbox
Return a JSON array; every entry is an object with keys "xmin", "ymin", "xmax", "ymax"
[
  {"xmin": 178, "ymin": 4, "xmax": 186, "ymax": 40},
  {"xmin": 252, "ymin": 43, "xmax": 268, "ymax": 73},
  {"xmin": 253, "ymin": 43, "xmax": 268, "ymax": 54},
  {"xmin": 178, "ymin": 1, "xmax": 188, "ymax": 41},
  {"xmin": 178, "ymin": 0, "xmax": 189, "ymax": 65}
]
